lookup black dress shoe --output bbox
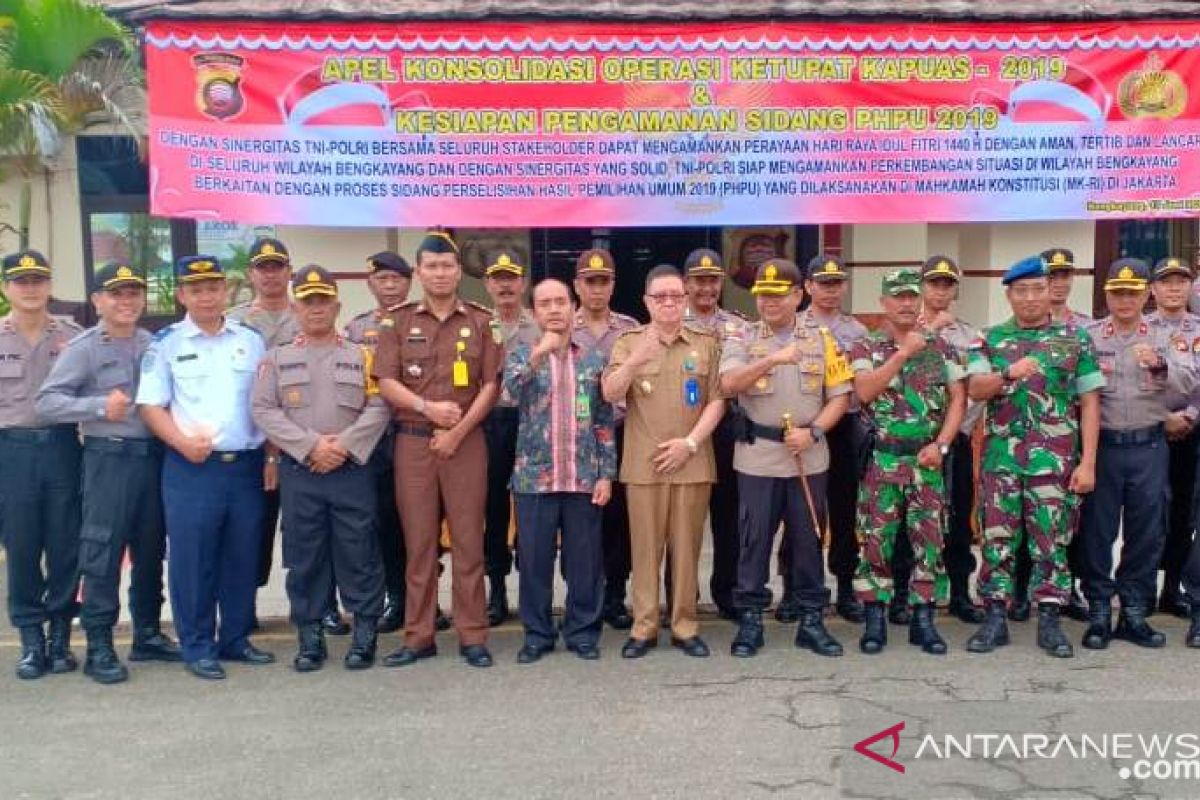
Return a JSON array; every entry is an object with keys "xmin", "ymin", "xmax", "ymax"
[
  {"xmin": 486, "ymin": 579, "xmax": 510, "ymax": 627},
  {"xmin": 671, "ymin": 636, "xmax": 710, "ymax": 657},
  {"xmin": 566, "ymin": 642, "xmax": 600, "ymax": 660},
  {"xmin": 620, "ymin": 637, "xmax": 657, "ymax": 659},
  {"xmin": 129, "ymin": 627, "xmax": 183, "ymax": 662},
  {"xmin": 378, "ymin": 596, "xmax": 405, "ymax": 634},
  {"xmin": 1008, "ymin": 597, "xmax": 1032, "ymax": 622},
  {"xmin": 603, "ymin": 605, "xmax": 634, "ymax": 630},
  {"xmin": 1187, "ymin": 612, "xmax": 1200, "ymax": 648},
  {"xmin": 221, "ymin": 644, "xmax": 276, "ymax": 665},
  {"xmin": 435, "ymin": 607, "xmax": 452, "ymax": 632},
  {"xmin": 516, "ymin": 643, "xmax": 552, "ymax": 664},
  {"xmin": 460, "ymin": 644, "xmax": 494, "ymax": 668},
  {"xmin": 186, "ymin": 659, "xmax": 226, "ymax": 680},
  {"xmin": 382, "ymin": 644, "xmax": 437, "ymax": 667},
  {"xmin": 947, "ymin": 595, "xmax": 985, "ymax": 624},
  {"xmin": 321, "ymin": 611, "xmax": 351, "ymax": 636}
]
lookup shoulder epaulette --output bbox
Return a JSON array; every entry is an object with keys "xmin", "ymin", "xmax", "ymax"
[
  {"xmin": 66, "ymin": 327, "xmax": 98, "ymax": 346},
  {"xmin": 152, "ymin": 323, "xmax": 179, "ymax": 342},
  {"xmin": 465, "ymin": 300, "xmax": 492, "ymax": 315}
]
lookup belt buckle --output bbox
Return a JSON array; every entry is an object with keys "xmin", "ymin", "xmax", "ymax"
[{"xmin": 220, "ymin": 452, "xmax": 237, "ymax": 463}]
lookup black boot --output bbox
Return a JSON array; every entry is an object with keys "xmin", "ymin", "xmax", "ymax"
[
  {"xmin": 84, "ymin": 627, "xmax": 128, "ymax": 685},
  {"xmin": 730, "ymin": 610, "xmax": 765, "ymax": 658},
  {"xmin": 1036, "ymin": 603, "xmax": 1074, "ymax": 658},
  {"xmin": 795, "ymin": 609, "xmax": 843, "ymax": 657},
  {"xmin": 321, "ymin": 609, "xmax": 351, "ymax": 636},
  {"xmin": 909, "ymin": 604, "xmax": 948, "ymax": 655},
  {"xmin": 1064, "ymin": 585, "xmax": 1089, "ymax": 622},
  {"xmin": 602, "ymin": 583, "xmax": 633, "ymax": 630},
  {"xmin": 16, "ymin": 625, "xmax": 47, "ymax": 680},
  {"xmin": 129, "ymin": 624, "xmax": 182, "ymax": 662},
  {"xmin": 1081, "ymin": 598, "xmax": 1112, "ymax": 650},
  {"xmin": 859, "ymin": 603, "xmax": 887, "ymax": 655},
  {"xmin": 344, "ymin": 617, "xmax": 378, "ymax": 670},
  {"xmin": 774, "ymin": 588, "xmax": 800, "ymax": 624},
  {"xmin": 47, "ymin": 618, "xmax": 78, "ymax": 674},
  {"xmin": 1158, "ymin": 587, "xmax": 1191, "ymax": 619},
  {"xmin": 1187, "ymin": 609, "xmax": 1200, "ymax": 648},
  {"xmin": 835, "ymin": 579, "xmax": 864, "ymax": 623},
  {"xmin": 1113, "ymin": 605, "xmax": 1166, "ymax": 648},
  {"xmin": 966, "ymin": 601, "xmax": 1010, "ymax": 653},
  {"xmin": 292, "ymin": 623, "xmax": 327, "ymax": 672},
  {"xmin": 486, "ymin": 576, "xmax": 509, "ymax": 627},
  {"xmin": 378, "ymin": 594, "xmax": 404, "ymax": 634},
  {"xmin": 948, "ymin": 577, "xmax": 985, "ymax": 623},
  {"xmin": 887, "ymin": 598, "xmax": 911, "ymax": 626}
]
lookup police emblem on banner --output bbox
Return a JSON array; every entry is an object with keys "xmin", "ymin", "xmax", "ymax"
[
  {"xmin": 193, "ymin": 53, "xmax": 246, "ymax": 121},
  {"xmin": 1118, "ymin": 54, "xmax": 1187, "ymax": 120}
]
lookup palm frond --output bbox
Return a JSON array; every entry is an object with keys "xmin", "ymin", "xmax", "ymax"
[
  {"xmin": 13, "ymin": 0, "xmax": 133, "ymax": 82},
  {"xmin": 60, "ymin": 48, "xmax": 146, "ymax": 137},
  {"xmin": 0, "ymin": 66, "xmax": 66, "ymax": 160}
]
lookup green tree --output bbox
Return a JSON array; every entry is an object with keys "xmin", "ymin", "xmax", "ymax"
[{"xmin": 0, "ymin": 0, "xmax": 145, "ymax": 249}]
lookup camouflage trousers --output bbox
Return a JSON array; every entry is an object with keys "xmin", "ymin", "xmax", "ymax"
[
  {"xmin": 852, "ymin": 460, "xmax": 948, "ymax": 605},
  {"xmin": 977, "ymin": 470, "xmax": 1078, "ymax": 605}
]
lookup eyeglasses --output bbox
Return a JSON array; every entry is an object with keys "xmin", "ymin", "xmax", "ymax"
[{"xmin": 646, "ymin": 292, "xmax": 686, "ymax": 304}]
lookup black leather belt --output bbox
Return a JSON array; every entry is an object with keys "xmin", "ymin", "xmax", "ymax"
[
  {"xmin": 1100, "ymin": 424, "xmax": 1164, "ymax": 446},
  {"xmin": 748, "ymin": 420, "xmax": 786, "ymax": 442},
  {"xmin": 207, "ymin": 450, "xmax": 256, "ymax": 463},
  {"xmin": 874, "ymin": 438, "xmax": 927, "ymax": 456},
  {"xmin": 83, "ymin": 436, "xmax": 162, "ymax": 457},
  {"xmin": 396, "ymin": 421, "xmax": 435, "ymax": 438},
  {"xmin": 0, "ymin": 425, "xmax": 76, "ymax": 443}
]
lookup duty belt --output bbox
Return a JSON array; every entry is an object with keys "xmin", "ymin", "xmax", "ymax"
[
  {"xmin": 0, "ymin": 425, "xmax": 77, "ymax": 444},
  {"xmin": 83, "ymin": 436, "xmax": 162, "ymax": 457},
  {"xmin": 747, "ymin": 420, "xmax": 786, "ymax": 443},
  {"xmin": 873, "ymin": 438, "xmax": 927, "ymax": 456},
  {"xmin": 1099, "ymin": 424, "xmax": 1164, "ymax": 446}
]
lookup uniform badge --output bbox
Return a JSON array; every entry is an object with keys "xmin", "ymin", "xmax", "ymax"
[
  {"xmin": 1175, "ymin": 337, "xmax": 1188, "ymax": 353},
  {"xmin": 407, "ymin": 363, "xmax": 423, "ymax": 378},
  {"xmin": 489, "ymin": 320, "xmax": 503, "ymax": 345},
  {"xmin": 379, "ymin": 318, "xmax": 394, "ymax": 329},
  {"xmin": 754, "ymin": 377, "xmax": 769, "ymax": 391},
  {"xmin": 460, "ymin": 327, "xmax": 472, "ymax": 339},
  {"xmin": 640, "ymin": 380, "xmax": 653, "ymax": 395},
  {"xmin": 410, "ymin": 327, "xmax": 422, "ymax": 336},
  {"xmin": 1193, "ymin": 337, "xmax": 1200, "ymax": 353},
  {"xmin": 285, "ymin": 389, "xmax": 302, "ymax": 407}
]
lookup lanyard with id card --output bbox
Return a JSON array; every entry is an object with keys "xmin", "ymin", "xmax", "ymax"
[{"xmin": 683, "ymin": 351, "xmax": 701, "ymax": 408}]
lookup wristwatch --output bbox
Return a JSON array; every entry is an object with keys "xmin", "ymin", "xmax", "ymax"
[
  {"xmin": 266, "ymin": 455, "xmax": 281, "ymax": 465},
  {"xmin": 938, "ymin": 443, "xmax": 950, "ymax": 457},
  {"xmin": 810, "ymin": 424, "xmax": 825, "ymax": 442},
  {"xmin": 1000, "ymin": 365, "xmax": 1013, "ymax": 382}
]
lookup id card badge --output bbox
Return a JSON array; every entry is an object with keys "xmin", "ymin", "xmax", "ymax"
[
  {"xmin": 575, "ymin": 390, "xmax": 591, "ymax": 421},
  {"xmin": 684, "ymin": 376, "xmax": 701, "ymax": 408},
  {"xmin": 452, "ymin": 341, "xmax": 469, "ymax": 388}
]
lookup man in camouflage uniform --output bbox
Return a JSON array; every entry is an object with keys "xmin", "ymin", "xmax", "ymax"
[
  {"xmin": 344, "ymin": 251, "xmax": 412, "ymax": 633},
  {"xmin": 965, "ymin": 255, "xmax": 1103, "ymax": 659},
  {"xmin": 1146, "ymin": 256, "xmax": 1200, "ymax": 619},
  {"xmin": 682, "ymin": 247, "xmax": 746, "ymax": 620},
  {"xmin": 851, "ymin": 269, "xmax": 966, "ymax": 655},
  {"xmin": 1078, "ymin": 258, "xmax": 1195, "ymax": 650}
]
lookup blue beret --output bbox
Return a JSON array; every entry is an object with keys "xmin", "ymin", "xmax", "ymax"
[{"xmin": 1001, "ymin": 255, "xmax": 1047, "ymax": 286}]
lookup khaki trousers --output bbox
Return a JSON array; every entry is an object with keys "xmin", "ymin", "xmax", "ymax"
[{"xmin": 625, "ymin": 482, "xmax": 711, "ymax": 641}]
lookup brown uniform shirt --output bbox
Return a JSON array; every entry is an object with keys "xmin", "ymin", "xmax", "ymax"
[
  {"xmin": 0, "ymin": 314, "xmax": 83, "ymax": 428},
  {"xmin": 606, "ymin": 325, "xmax": 721, "ymax": 485},
  {"xmin": 720, "ymin": 316, "xmax": 853, "ymax": 477},
  {"xmin": 251, "ymin": 335, "xmax": 390, "ymax": 464},
  {"xmin": 373, "ymin": 299, "xmax": 503, "ymax": 423}
]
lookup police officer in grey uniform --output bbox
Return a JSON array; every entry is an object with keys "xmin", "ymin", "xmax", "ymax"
[
  {"xmin": 1079, "ymin": 258, "xmax": 1196, "ymax": 650},
  {"xmin": 482, "ymin": 251, "xmax": 541, "ymax": 626},
  {"xmin": 0, "ymin": 249, "xmax": 83, "ymax": 680},
  {"xmin": 683, "ymin": 247, "xmax": 746, "ymax": 620},
  {"xmin": 253, "ymin": 266, "xmax": 390, "ymax": 671},
  {"xmin": 1146, "ymin": 256, "xmax": 1200, "ymax": 618},
  {"xmin": 344, "ymin": 250, "xmax": 411, "ymax": 632},
  {"xmin": 720, "ymin": 259, "xmax": 852, "ymax": 657},
  {"xmin": 35, "ymin": 262, "xmax": 181, "ymax": 684}
]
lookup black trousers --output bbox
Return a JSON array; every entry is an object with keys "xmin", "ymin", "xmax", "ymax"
[
  {"xmin": 0, "ymin": 427, "xmax": 82, "ymax": 628},
  {"xmin": 78, "ymin": 438, "xmax": 166, "ymax": 631},
  {"xmin": 708, "ymin": 411, "xmax": 740, "ymax": 610},
  {"xmin": 603, "ymin": 424, "xmax": 632, "ymax": 593},
  {"xmin": 372, "ymin": 429, "xmax": 406, "ymax": 598},
  {"xmin": 1079, "ymin": 433, "xmax": 1169, "ymax": 608},
  {"xmin": 515, "ymin": 492, "xmax": 604, "ymax": 648},
  {"xmin": 256, "ymin": 484, "xmax": 281, "ymax": 588},
  {"xmin": 483, "ymin": 406, "xmax": 520, "ymax": 580},
  {"xmin": 825, "ymin": 412, "xmax": 861, "ymax": 581},
  {"xmin": 1162, "ymin": 428, "xmax": 1198, "ymax": 600},
  {"xmin": 280, "ymin": 457, "xmax": 384, "ymax": 625},
  {"xmin": 893, "ymin": 431, "xmax": 976, "ymax": 595},
  {"xmin": 737, "ymin": 472, "xmax": 828, "ymax": 612}
]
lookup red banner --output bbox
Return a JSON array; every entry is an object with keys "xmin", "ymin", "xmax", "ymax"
[{"xmin": 146, "ymin": 20, "xmax": 1200, "ymax": 227}]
